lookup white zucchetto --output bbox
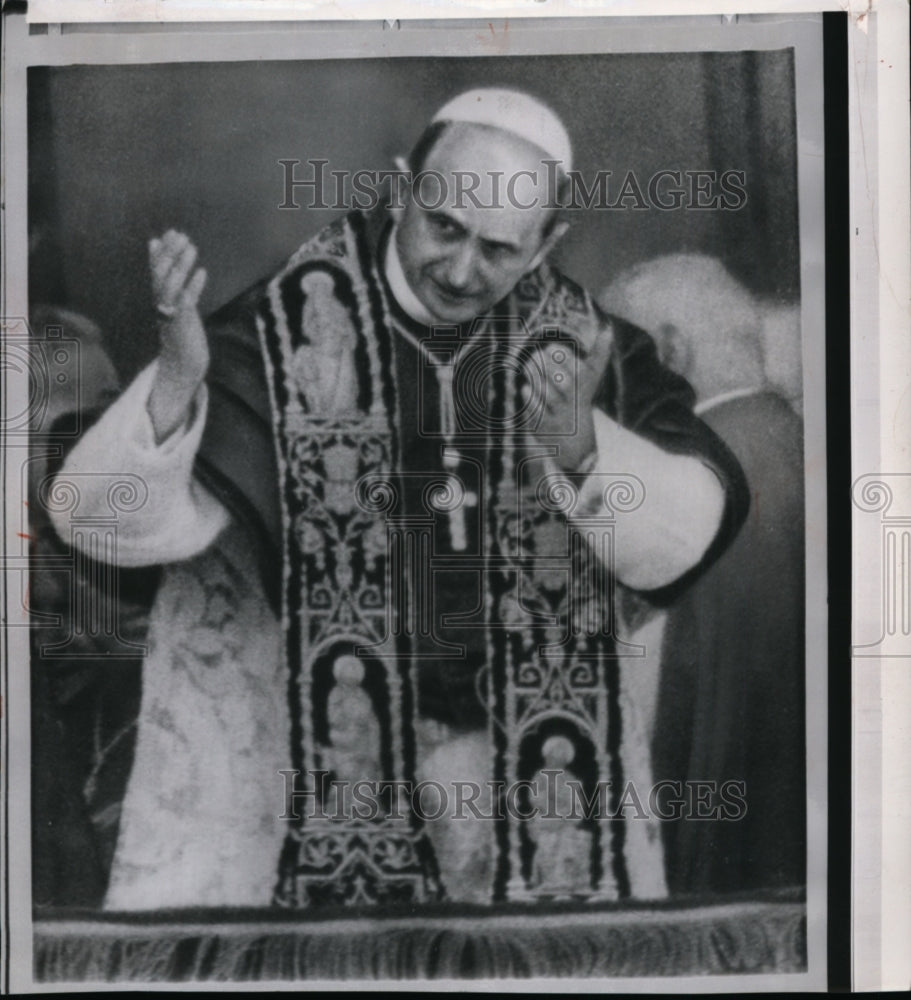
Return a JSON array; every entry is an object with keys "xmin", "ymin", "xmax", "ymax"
[{"xmin": 431, "ymin": 88, "xmax": 573, "ymax": 174}]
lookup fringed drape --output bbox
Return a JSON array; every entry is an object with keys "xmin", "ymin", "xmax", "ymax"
[{"xmin": 35, "ymin": 896, "xmax": 806, "ymax": 982}]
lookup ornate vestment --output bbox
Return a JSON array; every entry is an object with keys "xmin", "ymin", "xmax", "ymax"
[{"xmin": 188, "ymin": 209, "xmax": 748, "ymax": 907}]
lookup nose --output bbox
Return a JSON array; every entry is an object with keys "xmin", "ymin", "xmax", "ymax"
[{"xmin": 445, "ymin": 243, "xmax": 476, "ymax": 290}]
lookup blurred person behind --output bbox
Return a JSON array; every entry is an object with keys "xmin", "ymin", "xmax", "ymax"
[
  {"xmin": 601, "ymin": 253, "xmax": 806, "ymax": 894},
  {"xmin": 28, "ymin": 305, "xmax": 150, "ymax": 906}
]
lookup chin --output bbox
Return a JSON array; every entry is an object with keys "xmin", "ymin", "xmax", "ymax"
[
  {"xmin": 435, "ymin": 305, "xmax": 479, "ymax": 325},
  {"xmin": 427, "ymin": 294, "xmax": 487, "ymax": 325}
]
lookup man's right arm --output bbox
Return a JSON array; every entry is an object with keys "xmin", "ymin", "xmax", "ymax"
[
  {"xmin": 48, "ymin": 360, "xmax": 231, "ymax": 566},
  {"xmin": 48, "ymin": 230, "xmax": 230, "ymax": 567}
]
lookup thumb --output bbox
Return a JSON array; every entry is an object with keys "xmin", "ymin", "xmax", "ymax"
[
  {"xmin": 587, "ymin": 327, "xmax": 613, "ymax": 373},
  {"xmin": 181, "ymin": 267, "xmax": 208, "ymax": 310}
]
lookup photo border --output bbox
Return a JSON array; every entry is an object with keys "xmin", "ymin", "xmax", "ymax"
[{"xmin": 3, "ymin": 0, "xmax": 908, "ymax": 991}]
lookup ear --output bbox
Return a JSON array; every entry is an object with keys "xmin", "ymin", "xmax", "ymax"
[
  {"xmin": 388, "ymin": 155, "xmax": 411, "ymax": 223},
  {"xmin": 526, "ymin": 219, "xmax": 569, "ymax": 274},
  {"xmin": 655, "ymin": 322, "xmax": 692, "ymax": 377}
]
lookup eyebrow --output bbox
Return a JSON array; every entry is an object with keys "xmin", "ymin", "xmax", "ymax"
[
  {"xmin": 424, "ymin": 207, "xmax": 465, "ymax": 234},
  {"xmin": 482, "ymin": 236, "xmax": 521, "ymax": 254},
  {"xmin": 424, "ymin": 208, "xmax": 521, "ymax": 254}
]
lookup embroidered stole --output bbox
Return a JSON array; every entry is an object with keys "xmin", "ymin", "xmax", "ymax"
[{"xmin": 257, "ymin": 211, "xmax": 631, "ymax": 905}]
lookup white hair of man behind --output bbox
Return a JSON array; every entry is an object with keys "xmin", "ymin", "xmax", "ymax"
[
  {"xmin": 601, "ymin": 254, "xmax": 759, "ymax": 355},
  {"xmin": 600, "ymin": 253, "xmax": 802, "ymax": 411}
]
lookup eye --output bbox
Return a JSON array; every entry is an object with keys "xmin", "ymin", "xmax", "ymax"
[
  {"xmin": 482, "ymin": 241, "xmax": 513, "ymax": 262},
  {"xmin": 428, "ymin": 213, "xmax": 458, "ymax": 236}
]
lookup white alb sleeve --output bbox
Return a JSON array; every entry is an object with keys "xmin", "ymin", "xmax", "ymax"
[
  {"xmin": 570, "ymin": 408, "xmax": 725, "ymax": 591},
  {"xmin": 47, "ymin": 360, "xmax": 231, "ymax": 566}
]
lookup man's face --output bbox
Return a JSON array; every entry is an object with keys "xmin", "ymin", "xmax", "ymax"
[{"xmin": 395, "ymin": 123, "xmax": 560, "ymax": 324}]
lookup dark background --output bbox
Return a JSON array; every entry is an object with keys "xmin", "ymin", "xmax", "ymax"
[{"xmin": 28, "ymin": 49, "xmax": 799, "ymax": 379}]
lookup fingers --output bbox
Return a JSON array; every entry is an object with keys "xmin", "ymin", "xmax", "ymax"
[
  {"xmin": 149, "ymin": 229, "xmax": 186, "ymax": 284},
  {"xmin": 529, "ymin": 341, "xmax": 575, "ymax": 408},
  {"xmin": 183, "ymin": 266, "xmax": 208, "ymax": 309},
  {"xmin": 534, "ymin": 331, "xmax": 612, "ymax": 413},
  {"xmin": 149, "ymin": 230, "xmax": 202, "ymax": 309},
  {"xmin": 585, "ymin": 327, "xmax": 613, "ymax": 376}
]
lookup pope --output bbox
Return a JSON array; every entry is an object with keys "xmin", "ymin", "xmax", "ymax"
[{"xmin": 50, "ymin": 89, "xmax": 749, "ymax": 908}]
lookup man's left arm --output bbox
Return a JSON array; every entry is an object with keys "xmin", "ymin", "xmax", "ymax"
[{"xmin": 571, "ymin": 315, "xmax": 750, "ymax": 597}]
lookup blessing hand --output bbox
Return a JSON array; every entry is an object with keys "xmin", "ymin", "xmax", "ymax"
[
  {"xmin": 150, "ymin": 230, "xmax": 209, "ymax": 382},
  {"xmin": 525, "ymin": 329, "xmax": 613, "ymax": 471},
  {"xmin": 147, "ymin": 230, "xmax": 209, "ymax": 442}
]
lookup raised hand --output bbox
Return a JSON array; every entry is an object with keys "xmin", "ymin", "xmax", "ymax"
[
  {"xmin": 525, "ymin": 328, "xmax": 613, "ymax": 471},
  {"xmin": 146, "ymin": 230, "xmax": 210, "ymax": 442},
  {"xmin": 150, "ymin": 230, "xmax": 209, "ymax": 380}
]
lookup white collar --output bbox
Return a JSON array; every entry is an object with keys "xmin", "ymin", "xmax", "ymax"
[
  {"xmin": 694, "ymin": 385, "xmax": 766, "ymax": 416},
  {"xmin": 383, "ymin": 225, "xmax": 438, "ymax": 327}
]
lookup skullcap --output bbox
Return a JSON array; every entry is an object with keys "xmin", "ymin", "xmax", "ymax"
[{"xmin": 432, "ymin": 88, "xmax": 572, "ymax": 174}]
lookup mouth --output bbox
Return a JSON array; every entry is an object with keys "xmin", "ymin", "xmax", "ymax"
[{"xmin": 430, "ymin": 279, "xmax": 473, "ymax": 307}]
